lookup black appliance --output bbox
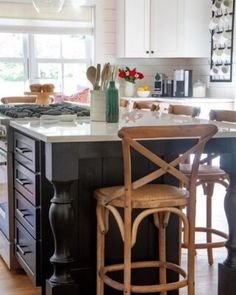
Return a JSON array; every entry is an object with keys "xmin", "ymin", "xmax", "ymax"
[{"xmin": 173, "ymin": 69, "xmax": 192, "ymax": 97}]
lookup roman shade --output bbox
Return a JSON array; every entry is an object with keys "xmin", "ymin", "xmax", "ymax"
[{"xmin": 0, "ymin": 0, "xmax": 94, "ymax": 34}]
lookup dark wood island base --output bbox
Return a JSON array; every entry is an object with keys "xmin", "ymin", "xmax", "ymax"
[{"xmin": 218, "ymin": 264, "xmax": 236, "ymax": 295}]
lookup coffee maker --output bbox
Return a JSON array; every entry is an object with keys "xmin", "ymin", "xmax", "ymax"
[
  {"xmin": 173, "ymin": 69, "xmax": 192, "ymax": 97},
  {"xmin": 152, "ymin": 73, "xmax": 167, "ymax": 97}
]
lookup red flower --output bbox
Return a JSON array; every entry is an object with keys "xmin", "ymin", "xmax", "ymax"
[
  {"xmin": 129, "ymin": 69, "xmax": 137, "ymax": 77},
  {"xmin": 119, "ymin": 71, "xmax": 126, "ymax": 78},
  {"xmin": 137, "ymin": 72, "xmax": 144, "ymax": 79}
]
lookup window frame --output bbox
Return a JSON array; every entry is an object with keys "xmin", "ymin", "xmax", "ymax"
[{"xmin": 0, "ymin": 31, "xmax": 92, "ymax": 95}]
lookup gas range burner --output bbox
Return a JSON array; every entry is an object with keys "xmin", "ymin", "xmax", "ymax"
[{"xmin": 0, "ymin": 103, "xmax": 90, "ymax": 118}]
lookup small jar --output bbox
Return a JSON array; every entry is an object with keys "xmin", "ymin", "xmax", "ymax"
[{"xmin": 106, "ymin": 81, "xmax": 119, "ymax": 123}]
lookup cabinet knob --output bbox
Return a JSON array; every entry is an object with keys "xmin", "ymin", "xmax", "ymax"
[
  {"xmin": 146, "ymin": 51, "xmax": 149, "ymax": 54},
  {"xmin": 151, "ymin": 50, "xmax": 154, "ymax": 54}
]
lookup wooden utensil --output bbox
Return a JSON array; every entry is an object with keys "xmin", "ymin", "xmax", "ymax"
[
  {"xmin": 104, "ymin": 63, "xmax": 112, "ymax": 90},
  {"xmin": 86, "ymin": 66, "xmax": 97, "ymax": 89},
  {"xmin": 100, "ymin": 63, "xmax": 108, "ymax": 91},
  {"xmin": 94, "ymin": 63, "xmax": 101, "ymax": 90}
]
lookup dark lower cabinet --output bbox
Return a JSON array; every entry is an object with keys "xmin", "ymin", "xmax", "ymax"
[
  {"xmin": 15, "ymin": 220, "xmax": 40, "ymax": 284},
  {"xmin": 12, "ymin": 131, "xmax": 54, "ymax": 291}
]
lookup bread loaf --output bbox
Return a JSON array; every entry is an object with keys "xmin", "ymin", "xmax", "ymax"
[
  {"xmin": 30, "ymin": 84, "xmax": 42, "ymax": 92},
  {"xmin": 42, "ymin": 84, "xmax": 55, "ymax": 93}
]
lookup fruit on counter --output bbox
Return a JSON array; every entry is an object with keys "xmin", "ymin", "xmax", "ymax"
[{"xmin": 137, "ymin": 85, "xmax": 150, "ymax": 91}]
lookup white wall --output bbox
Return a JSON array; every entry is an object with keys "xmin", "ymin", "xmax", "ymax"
[{"xmin": 95, "ymin": 0, "xmax": 236, "ymax": 99}]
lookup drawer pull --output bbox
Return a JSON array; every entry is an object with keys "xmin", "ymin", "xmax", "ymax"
[
  {"xmin": 16, "ymin": 178, "xmax": 31, "ymax": 187},
  {"xmin": 16, "ymin": 208, "xmax": 31, "ymax": 219},
  {"xmin": 15, "ymin": 147, "xmax": 32, "ymax": 154},
  {"xmin": 17, "ymin": 245, "xmax": 31, "ymax": 255}
]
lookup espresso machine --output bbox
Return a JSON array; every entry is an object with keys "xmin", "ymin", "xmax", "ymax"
[
  {"xmin": 152, "ymin": 73, "xmax": 173, "ymax": 97},
  {"xmin": 173, "ymin": 69, "xmax": 193, "ymax": 97}
]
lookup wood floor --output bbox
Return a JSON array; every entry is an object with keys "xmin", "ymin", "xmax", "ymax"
[
  {"xmin": 0, "ymin": 258, "xmax": 40, "ymax": 295},
  {"xmin": 0, "ymin": 185, "xmax": 227, "ymax": 295}
]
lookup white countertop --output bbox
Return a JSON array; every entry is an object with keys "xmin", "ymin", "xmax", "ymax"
[
  {"xmin": 123, "ymin": 96, "xmax": 234, "ymax": 103},
  {"xmin": 10, "ymin": 109, "xmax": 236, "ymax": 143}
]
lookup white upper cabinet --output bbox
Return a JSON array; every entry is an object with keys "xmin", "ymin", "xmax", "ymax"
[
  {"xmin": 150, "ymin": 0, "xmax": 184, "ymax": 57},
  {"xmin": 116, "ymin": 0, "xmax": 150, "ymax": 58},
  {"xmin": 116, "ymin": 0, "xmax": 210, "ymax": 58},
  {"xmin": 183, "ymin": 0, "xmax": 211, "ymax": 58}
]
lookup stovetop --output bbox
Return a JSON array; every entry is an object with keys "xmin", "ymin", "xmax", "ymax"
[{"xmin": 0, "ymin": 103, "xmax": 90, "ymax": 118}]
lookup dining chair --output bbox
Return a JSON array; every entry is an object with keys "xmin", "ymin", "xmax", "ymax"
[
  {"xmin": 95, "ymin": 124, "xmax": 217, "ymax": 295},
  {"xmin": 180, "ymin": 109, "xmax": 230, "ymax": 265},
  {"xmin": 133, "ymin": 101, "xmax": 160, "ymax": 111},
  {"xmin": 168, "ymin": 104, "xmax": 201, "ymax": 118},
  {"xmin": 1, "ymin": 96, "xmax": 37, "ymax": 104}
]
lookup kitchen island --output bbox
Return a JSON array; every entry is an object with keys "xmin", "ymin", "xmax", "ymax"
[{"xmin": 9, "ymin": 110, "xmax": 236, "ymax": 295}]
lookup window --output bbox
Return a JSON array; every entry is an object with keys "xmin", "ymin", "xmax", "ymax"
[{"xmin": 0, "ymin": 32, "xmax": 92, "ymax": 97}]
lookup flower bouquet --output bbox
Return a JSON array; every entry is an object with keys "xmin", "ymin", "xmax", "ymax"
[
  {"xmin": 118, "ymin": 67, "xmax": 144, "ymax": 83},
  {"xmin": 118, "ymin": 67, "xmax": 144, "ymax": 97}
]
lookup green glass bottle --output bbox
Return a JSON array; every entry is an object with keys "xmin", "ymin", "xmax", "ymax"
[{"xmin": 106, "ymin": 80, "xmax": 119, "ymax": 123}]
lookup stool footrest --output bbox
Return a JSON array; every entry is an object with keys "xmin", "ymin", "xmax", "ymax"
[
  {"xmin": 100, "ymin": 260, "xmax": 188, "ymax": 293},
  {"xmin": 182, "ymin": 227, "xmax": 228, "ymax": 249}
]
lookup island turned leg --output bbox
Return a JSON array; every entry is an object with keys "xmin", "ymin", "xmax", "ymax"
[{"xmin": 46, "ymin": 180, "xmax": 79, "ymax": 295}]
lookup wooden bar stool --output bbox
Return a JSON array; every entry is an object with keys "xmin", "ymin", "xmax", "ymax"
[
  {"xmin": 133, "ymin": 101, "xmax": 160, "ymax": 111},
  {"xmin": 95, "ymin": 124, "xmax": 217, "ymax": 295},
  {"xmin": 120, "ymin": 98, "xmax": 129, "ymax": 108},
  {"xmin": 168, "ymin": 104, "xmax": 201, "ymax": 118},
  {"xmin": 180, "ymin": 109, "xmax": 231, "ymax": 265}
]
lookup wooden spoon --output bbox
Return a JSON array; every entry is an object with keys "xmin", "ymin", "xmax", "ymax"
[{"xmin": 86, "ymin": 66, "xmax": 97, "ymax": 89}]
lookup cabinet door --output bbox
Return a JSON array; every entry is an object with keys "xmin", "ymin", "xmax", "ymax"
[
  {"xmin": 150, "ymin": 0, "xmax": 184, "ymax": 57},
  {"xmin": 183, "ymin": 0, "xmax": 210, "ymax": 58},
  {"xmin": 124, "ymin": 0, "xmax": 150, "ymax": 58}
]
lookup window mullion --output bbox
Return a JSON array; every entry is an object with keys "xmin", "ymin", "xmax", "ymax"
[{"xmin": 29, "ymin": 34, "xmax": 37, "ymax": 81}]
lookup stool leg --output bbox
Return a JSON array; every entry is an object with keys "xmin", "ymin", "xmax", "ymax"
[
  {"xmin": 206, "ymin": 182, "xmax": 214, "ymax": 266},
  {"xmin": 124, "ymin": 206, "xmax": 132, "ymax": 295},
  {"xmin": 97, "ymin": 206, "xmax": 105, "ymax": 295},
  {"xmin": 187, "ymin": 202, "xmax": 196, "ymax": 295},
  {"xmin": 159, "ymin": 213, "xmax": 167, "ymax": 295}
]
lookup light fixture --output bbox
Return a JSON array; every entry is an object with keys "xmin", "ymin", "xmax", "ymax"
[{"xmin": 32, "ymin": 0, "xmax": 65, "ymax": 13}]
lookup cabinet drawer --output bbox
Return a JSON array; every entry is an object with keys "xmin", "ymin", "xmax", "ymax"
[
  {"xmin": 14, "ymin": 162, "xmax": 39, "ymax": 206},
  {"xmin": 14, "ymin": 132, "xmax": 39, "ymax": 172},
  {"xmin": 15, "ymin": 220, "xmax": 40, "ymax": 286},
  {"xmin": 15, "ymin": 190, "xmax": 39, "ymax": 239}
]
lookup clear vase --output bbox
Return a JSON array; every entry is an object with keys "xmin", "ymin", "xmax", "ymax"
[
  {"xmin": 106, "ymin": 81, "xmax": 119, "ymax": 123},
  {"xmin": 124, "ymin": 82, "xmax": 135, "ymax": 97}
]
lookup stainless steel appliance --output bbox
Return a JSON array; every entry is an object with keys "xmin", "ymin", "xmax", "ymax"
[
  {"xmin": 152, "ymin": 73, "xmax": 168, "ymax": 97},
  {"xmin": 173, "ymin": 69, "xmax": 193, "ymax": 97}
]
